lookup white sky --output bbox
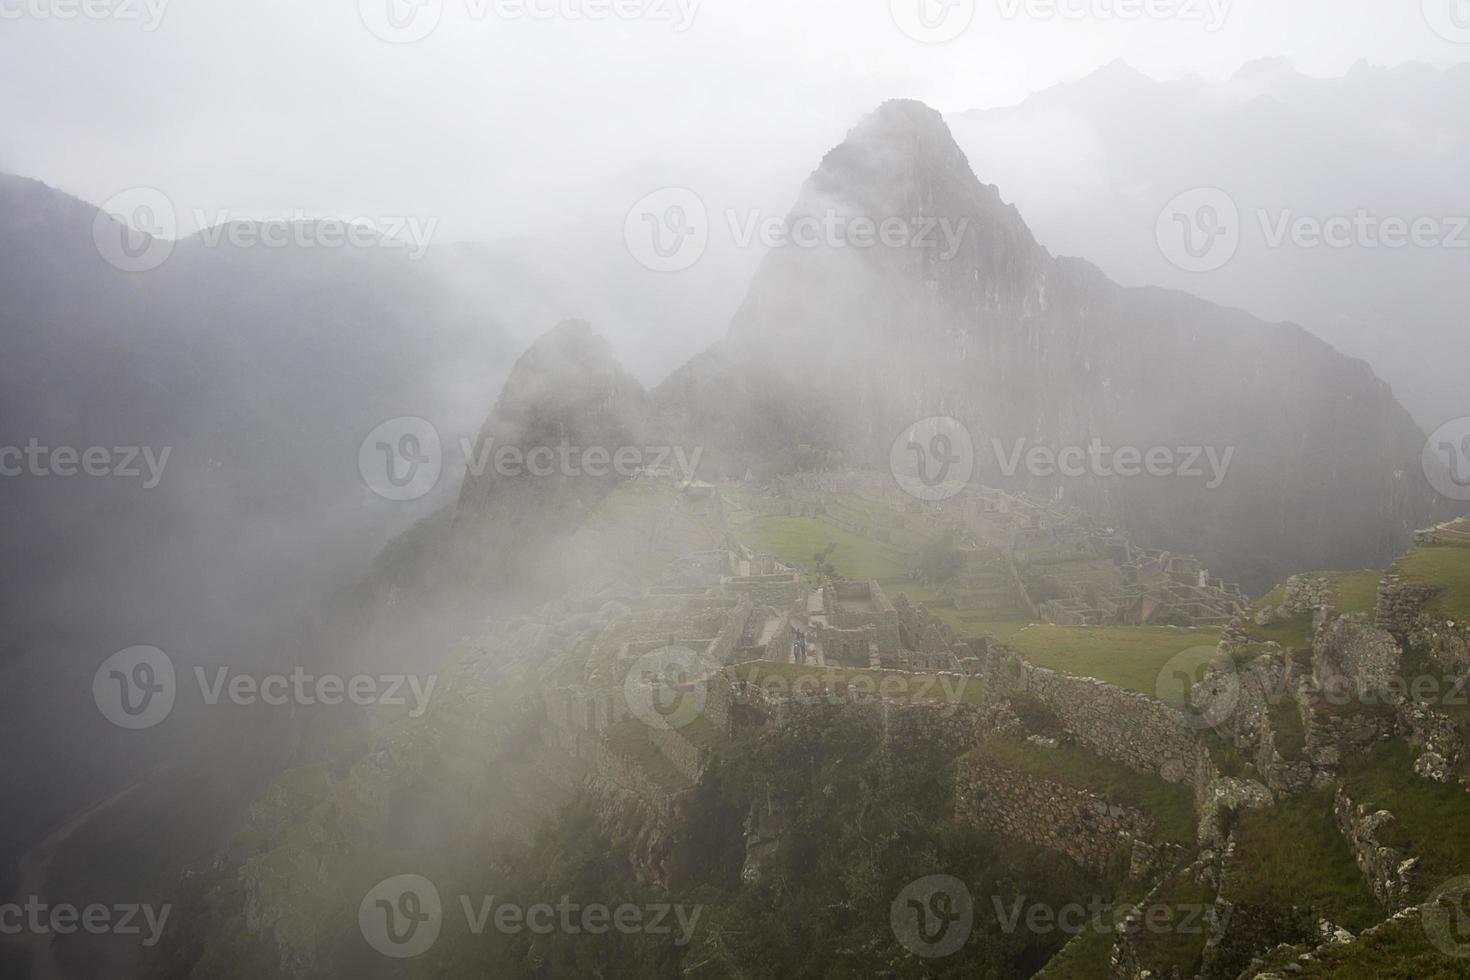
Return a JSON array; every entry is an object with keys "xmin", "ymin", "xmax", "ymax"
[{"xmin": 2, "ymin": 0, "xmax": 1466, "ymax": 243}]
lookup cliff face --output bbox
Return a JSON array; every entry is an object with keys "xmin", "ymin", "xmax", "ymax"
[{"xmin": 656, "ymin": 100, "xmax": 1444, "ymax": 591}]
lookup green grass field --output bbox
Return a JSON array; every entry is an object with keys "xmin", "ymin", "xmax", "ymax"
[
  {"xmin": 1250, "ymin": 908, "xmax": 1470, "ymax": 979},
  {"xmin": 730, "ymin": 513, "xmax": 916, "ymax": 581},
  {"xmin": 1224, "ymin": 792, "xmax": 1381, "ymax": 931},
  {"xmin": 1398, "ymin": 543, "xmax": 1470, "ymax": 623},
  {"xmin": 1346, "ymin": 741, "xmax": 1470, "ymax": 903},
  {"xmin": 1007, "ymin": 625, "xmax": 1223, "ymax": 705}
]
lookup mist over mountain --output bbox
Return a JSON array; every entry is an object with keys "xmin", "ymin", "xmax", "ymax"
[
  {"xmin": 949, "ymin": 58, "xmax": 1470, "ymax": 431},
  {"xmin": 656, "ymin": 100, "xmax": 1445, "ymax": 592},
  {"xmin": 4, "ymin": 24, "xmax": 1470, "ymax": 974}
]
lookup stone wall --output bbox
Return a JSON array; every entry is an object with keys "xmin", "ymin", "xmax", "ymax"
[
  {"xmin": 981, "ymin": 653, "xmax": 1207, "ymax": 787},
  {"xmin": 1282, "ymin": 574, "xmax": 1334, "ymax": 615},
  {"xmin": 1375, "ymin": 574, "xmax": 1440, "ymax": 637},
  {"xmin": 1397, "ymin": 700, "xmax": 1466, "ymax": 785},
  {"xmin": 1313, "ymin": 613, "xmax": 1403, "ymax": 702},
  {"xmin": 1334, "ymin": 785, "xmax": 1419, "ymax": 909},
  {"xmin": 956, "ymin": 754, "xmax": 1157, "ymax": 873},
  {"xmin": 647, "ymin": 724, "xmax": 711, "ymax": 784}
]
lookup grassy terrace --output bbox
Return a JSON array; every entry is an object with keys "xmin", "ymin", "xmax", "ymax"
[
  {"xmin": 729, "ymin": 512, "xmax": 916, "ymax": 581},
  {"xmin": 1397, "ymin": 537, "xmax": 1470, "ymax": 623},
  {"xmin": 727, "ymin": 659, "xmax": 985, "ymax": 706},
  {"xmin": 1223, "ymin": 792, "xmax": 1380, "ymax": 931},
  {"xmin": 970, "ymin": 737, "xmax": 1196, "ymax": 846},
  {"xmin": 1251, "ymin": 908, "xmax": 1470, "ymax": 979},
  {"xmin": 1007, "ymin": 625, "xmax": 1223, "ymax": 706},
  {"xmin": 1036, "ymin": 880, "xmax": 1153, "ymax": 980},
  {"xmin": 1345, "ymin": 741, "xmax": 1470, "ymax": 903},
  {"xmin": 1128, "ymin": 872, "xmax": 1217, "ymax": 978}
]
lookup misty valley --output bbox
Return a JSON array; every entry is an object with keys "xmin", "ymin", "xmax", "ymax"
[{"xmin": 3, "ymin": 4, "xmax": 1470, "ymax": 980}]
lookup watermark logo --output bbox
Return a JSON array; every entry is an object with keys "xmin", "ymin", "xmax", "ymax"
[
  {"xmin": 93, "ymin": 648, "xmax": 438, "ymax": 729},
  {"xmin": 624, "ymin": 188, "xmax": 709, "ymax": 273},
  {"xmin": 891, "ymin": 0, "xmax": 975, "ymax": 43},
  {"xmin": 359, "ymin": 0, "xmax": 444, "ymax": 43},
  {"xmin": 1424, "ymin": 876, "xmax": 1470, "ymax": 958},
  {"xmin": 93, "ymin": 646, "xmax": 176, "ymax": 731},
  {"xmin": 992, "ymin": 894, "xmax": 1223, "ymax": 937},
  {"xmin": 0, "ymin": 0, "xmax": 171, "ymax": 30},
  {"xmin": 992, "ymin": 438, "xmax": 1234, "ymax": 489},
  {"xmin": 623, "ymin": 189, "xmax": 973, "ymax": 273},
  {"xmin": 739, "ymin": 664, "xmax": 972, "ymax": 717},
  {"xmin": 360, "ymin": 417, "xmax": 444, "ymax": 502},
  {"xmin": 360, "ymin": 875, "xmax": 443, "ymax": 959},
  {"xmin": 1157, "ymin": 187, "xmax": 1240, "ymax": 273},
  {"xmin": 1424, "ymin": 417, "xmax": 1470, "ymax": 502},
  {"xmin": 0, "ymin": 898, "xmax": 170, "ymax": 947},
  {"xmin": 1259, "ymin": 209, "xmax": 1469, "ymax": 251},
  {"xmin": 93, "ymin": 187, "xmax": 176, "ymax": 273},
  {"xmin": 1423, "ymin": 0, "xmax": 1470, "ymax": 43},
  {"xmin": 891, "ymin": 417, "xmax": 975, "ymax": 502},
  {"xmin": 891, "ymin": 875, "xmax": 973, "ymax": 958},
  {"xmin": 624, "ymin": 646, "xmax": 722, "ymax": 730},
  {"xmin": 190, "ymin": 209, "xmax": 439, "ymax": 260},
  {"xmin": 360, "ymin": 878, "xmax": 702, "ymax": 957},
  {"xmin": 0, "ymin": 440, "xmax": 171, "ymax": 487},
  {"xmin": 993, "ymin": 0, "xmax": 1230, "ymax": 31},
  {"xmin": 359, "ymin": 0, "xmax": 699, "ymax": 44},
  {"xmin": 1156, "ymin": 646, "xmax": 1239, "ymax": 730}
]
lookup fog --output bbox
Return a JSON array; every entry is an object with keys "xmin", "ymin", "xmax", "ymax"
[{"xmin": 2, "ymin": 2, "xmax": 1469, "ymax": 978}]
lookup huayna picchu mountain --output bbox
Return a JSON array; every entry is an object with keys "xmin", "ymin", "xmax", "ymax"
[{"xmin": 654, "ymin": 99, "xmax": 1449, "ymax": 593}]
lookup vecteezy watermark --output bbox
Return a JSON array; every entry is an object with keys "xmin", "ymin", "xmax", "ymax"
[
  {"xmin": 92, "ymin": 188, "xmax": 438, "ymax": 272},
  {"xmin": 891, "ymin": 876, "xmax": 974, "ymax": 958},
  {"xmin": 623, "ymin": 646, "xmax": 723, "ymax": 731},
  {"xmin": 359, "ymin": 876, "xmax": 702, "ymax": 959},
  {"xmin": 1258, "ymin": 209, "xmax": 1470, "ymax": 251},
  {"xmin": 0, "ymin": 898, "xmax": 170, "ymax": 948},
  {"xmin": 93, "ymin": 187, "xmax": 177, "ymax": 273},
  {"xmin": 737, "ymin": 664, "xmax": 973, "ymax": 717},
  {"xmin": 357, "ymin": 0, "xmax": 700, "ymax": 44},
  {"xmin": 0, "ymin": 440, "xmax": 171, "ymax": 488},
  {"xmin": 92, "ymin": 647, "xmax": 437, "ymax": 730},
  {"xmin": 189, "ymin": 209, "xmax": 439, "ymax": 260},
  {"xmin": 1156, "ymin": 187, "xmax": 1240, "ymax": 273},
  {"xmin": 1424, "ymin": 876, "xmax": 1470, "ymax": 958},
  {"xmin": 1423, "ymin": 417, "xmax": 1470, "ymax": 502},
  {"xmin": 359, "ymin": 416, "xmax": 705, "ymax": 503},
  {"xmin": 993, "ymin": 0, "xmax": 1230, "ymax": 31},
  {"xmin": 623, "ymin": 188, "xmax": 973, "ymax": 273},
  {"xmin": 0, "ymin": 0, "xmax": 170, "ymax": 29},
  {"xmin": 992, "ymin": 894, "xmax": 1226, "ymax": 937},
  {"xmin": 890, "ymin": 417, "xmax": 976, "ymax": 503},
  {"xmin": 890, "ymin": 0, "xmax": 976, "ymax": 43},
  {"xmin": 1160, "ymin": 188, "xmax": 1470, "ymax": 273},
  {"xmin": 992, "ymin": 438, "xmax": 1235, "ymax": 490},
  {"xmin": 1423, "ymin": 0, "xmax": 1470, "ymax": 44},
  {"xmin": 1155, "ymin": 646, "xmax": 1240, "ymax": 731}
]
